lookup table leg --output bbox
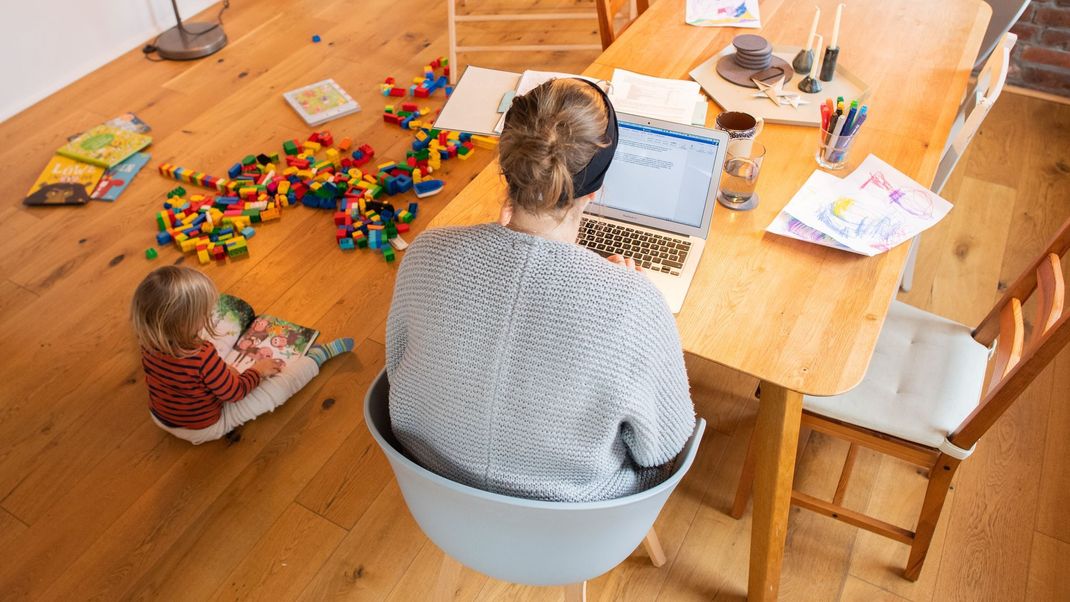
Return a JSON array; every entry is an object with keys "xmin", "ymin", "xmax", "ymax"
[{"xmin": 748, "ymin": 381, "xmax": 804, "ymax": 601}]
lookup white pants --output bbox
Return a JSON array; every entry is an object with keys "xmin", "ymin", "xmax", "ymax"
[{"xmin": 151, "ymin": 307, "xmax": 320, "ymax": 445}]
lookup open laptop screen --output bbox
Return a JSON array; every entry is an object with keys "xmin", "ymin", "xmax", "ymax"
[{"xmin": 594, "ymin": 120, "xmax": 722, "ymax": 230}]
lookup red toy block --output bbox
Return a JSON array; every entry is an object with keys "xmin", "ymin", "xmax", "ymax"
[
  {"xmin": 401, "ymin": 102, "xmax": 419, "ymax": 112},
  {"xmin": 414, "ymin": 87, "xmax": 430, "ymax": 98},
  {"xmin": 396, "ymin": 222, "xmax": 410, "ymax": 233},
  {"xmin": 385, "ymin": 76, "xmax": 395, "ymax": 85},
  {"xmin": 389, "ymin": 87, "xmax": 406, "ymax": 97}
]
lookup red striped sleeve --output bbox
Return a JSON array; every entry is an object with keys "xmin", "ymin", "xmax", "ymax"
[
  {"xmin": 199, "ymin": 350, "xmax": 261, "ymax": 403},
  {"xmin": 141, "ymin": 342, "xmax": 260, "ymax": 430}
]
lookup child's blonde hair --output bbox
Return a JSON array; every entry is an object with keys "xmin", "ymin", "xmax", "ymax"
[{"xmin": 131, "ymin": 266, "xmax": 219, "ymax": 357}]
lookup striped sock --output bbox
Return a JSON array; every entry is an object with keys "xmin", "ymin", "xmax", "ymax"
[{"xmin": 307, "ymin": 337, "xmax": 355, "ymax": 367}]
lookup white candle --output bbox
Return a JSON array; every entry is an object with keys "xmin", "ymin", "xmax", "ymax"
[
  {"xmin": 831, "ymin": 3, "xmax": 845, "ymax": 49},
  {"xmin": 810, "ymin": 35, "xmax": 823, "ymax": 78},
  {"xmin": 807, "ymin": 6, "xmax": 821, "ymax": 51}
]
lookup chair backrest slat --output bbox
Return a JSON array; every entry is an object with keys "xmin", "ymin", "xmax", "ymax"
[
  {"xmin": 988, "ymin": 297, "xmax": 1024, "ymax": 394},
  {"xmin": 596, "ymin": 0, "xmax": 647, "ymax": 49},
  {"xmin": 1035, "ymin": 253, "xmax": 1065, "ymax": 339}
]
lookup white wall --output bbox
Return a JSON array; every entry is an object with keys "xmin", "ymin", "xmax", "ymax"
[{"xmin": 0, "ymin": 0, "xmax": 219, "ymax": 122}]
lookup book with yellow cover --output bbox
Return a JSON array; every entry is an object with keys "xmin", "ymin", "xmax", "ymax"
[
  {"xmin": 56, "ymin": 124, "xmax": 152, "ymax": 168},
  {"xmin": 24, "ymin": 155, "xmax": 105, "ymax": 205}
]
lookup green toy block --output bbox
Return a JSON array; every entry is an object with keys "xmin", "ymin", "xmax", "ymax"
[
  {"xmin": 268, "ymin": 152, "xmax": 280, "ymax": 164},
  {"xmin": 283, "ymin": 140, "xmax": 299, "ymax": 155},
  {"xmin": 382, "ymin": 247, "xmax": 395, "ymax": 262},
  {"xmin": 241, "ymin": 154, "xmax": 256, "ymax": 166},
  {"xmin": 355, "ymin": 236, "xmax": 368, "ymax": 248},
  {"xmin": 145, "ymin": 248, "xmax": 158, "ymax": 260}
]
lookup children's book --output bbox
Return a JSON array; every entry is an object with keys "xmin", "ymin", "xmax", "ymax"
[
  {"xmin": 56, "ymin": 124, "xmax": 152, "ymax": 168},
  {"xmin": 24, "ymin": 155, "xmax": 104, "ymax": 206},
  {"xmin": 91, "ymin": 152, "xmax": 151, "ymax": 201},
  {"xmin": 215, "ymin": 295, "xmax": 320, "ymax": 372},
  {"xmin": 283, "ymin": 78, "xmax": 362, "ymax": 126}
]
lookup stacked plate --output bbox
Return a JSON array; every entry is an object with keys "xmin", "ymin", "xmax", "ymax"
[{"xmin": 732, "ymin": 35, "xmax": 772, "ymax": 70}]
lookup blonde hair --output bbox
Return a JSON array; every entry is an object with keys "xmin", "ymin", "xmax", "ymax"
[
  {"xmin": 499, "ymin": 78, "xmax": 610, "ymax": 214},
  {"xmin": 131, "ymin": 266, "xmax": 219, "ymax": 357}
]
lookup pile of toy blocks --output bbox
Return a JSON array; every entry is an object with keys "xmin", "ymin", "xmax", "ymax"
[
  {"xmin": 333, "ymin": 198, "xmax": 421, "ymax": 262},
  {"xmin": 155, "ymin": 130, "xmax": 444, "ymax": 264},
  {"xmin": 154, "ymin": 185, "xmax": 271, "ymax": 264},
  {"xmin": 381, "ymin": 57, "xmax": 452, "ymax": 98}
]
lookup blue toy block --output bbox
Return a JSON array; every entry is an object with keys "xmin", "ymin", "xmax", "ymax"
[
  {"xmin": 413, "ymin": 179, "xmax": 444, "ymax": 198},
  {"xmin": 217, "ymin": 196, "xmax": 239, "ymax": 205},
  {"xmin": 339, "ymin": 237, "xmax": 355, "ymax": 250},
  {"xmin": 156, "ymin": 231, "xmax": 173, "ymax": 245},
  {"xmin": 445, "ymin": 86, "xmax": 454, "ymax": 96},
  {"xmin": 408, "ymin": 202, "xmax": 419, "ymax": 215},
  {"xmin": 228, "ymin": 163, "xmax": 242, "ymax": 178},
  {"xmin": 241, "ymin": 226, "xmax": 255, "ymax": 239},
  {"xmin": 459, "ymin": 132, "xmax": 472, "ymax": 142},
  {"xmin": 394, "ymin": 175, "xmax": 413, "ymax": 194},
  {"xmin": 312, "ymin": 34, "xmax": 322, "ymax": 43}
]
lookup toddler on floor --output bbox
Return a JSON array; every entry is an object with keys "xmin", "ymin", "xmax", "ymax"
[{"xmin": 131, "ymin": 266, "xmax": 353, "ymax": 444}]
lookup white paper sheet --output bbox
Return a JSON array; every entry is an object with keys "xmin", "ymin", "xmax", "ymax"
[
  {"xmin": 685, "ymin": 0, "xmax": 761, "ymax": 28},
  {"xmin": 433, "ymin": 66, "xmax": 521, "ymax": 136},
  {"xmin": 768, "ymin": 156, "xmax": 953, "ymax": 256},
  {"xmin": 609, "ymin": 69, "xmax": 707, "ymax": 126}
]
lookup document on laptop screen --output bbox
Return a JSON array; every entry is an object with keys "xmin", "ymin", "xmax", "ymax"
[{"xmin": 596, "ymin": 122, "xmax": 721, "ymax": 228}]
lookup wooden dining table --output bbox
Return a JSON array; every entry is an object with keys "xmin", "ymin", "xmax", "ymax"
[{"xmin": 428, "ymin": 0, "xmax": 991, "ymax": 598}]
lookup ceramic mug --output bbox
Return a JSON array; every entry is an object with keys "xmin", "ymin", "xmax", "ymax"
[{"xmin": 715, "ymin": 111, "xmax": 764, "ymax": 155}]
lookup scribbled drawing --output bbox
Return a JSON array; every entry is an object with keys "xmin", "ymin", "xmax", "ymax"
[
  {"xmin": 787, "ymin": 216, "xmax": 830, "ymax": 242},
  {"xmin": 817, "ymin": 195, "xmax": 906, "ymax": 250},
  {"xmin": 859, "ymin": 170, "xmax": 935, "ymax": 218},
  {"xmin": 889, "ymin": 188, "xmax": 934, "ymax": 218}
]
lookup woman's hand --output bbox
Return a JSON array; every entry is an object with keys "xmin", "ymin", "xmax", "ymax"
[
  {"xmin": 607, "ymin": 254, "xmax": 642, "ymax": 272},
  {"xmin": 250, "ymin": 358, "xmax": 283, "ymax": 378}
]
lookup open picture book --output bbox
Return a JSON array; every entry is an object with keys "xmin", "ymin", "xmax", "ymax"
[{"xmin": 215, "ymin": 295, "xmax": 319, "ymax": 372}]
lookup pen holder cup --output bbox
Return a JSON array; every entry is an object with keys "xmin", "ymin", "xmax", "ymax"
[{"xmin": 816, "ymin": 125, "xmax": 857, "ymax": 170}]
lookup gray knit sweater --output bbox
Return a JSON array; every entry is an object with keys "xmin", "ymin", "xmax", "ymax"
[{"xmin": 385, "ymin": 223, "xmax": 696, "ymax": 502}]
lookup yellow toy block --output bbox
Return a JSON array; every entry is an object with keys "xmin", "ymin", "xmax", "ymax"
[
  {"xmin": 447, "ymin": 131, "xmax": 461, "ymax": 141},
  {"xmin": 277, "ymin": 180, "xmax": 290, "ymax": 195},
  {"xmin": 471, "ymin": 135, "xmax": 499, "ymax": 149},
  {"xmin": 197, "ymin": 249, "xmax": 210, "ymax": 264},
  {"xmin": 326, "ymin": 148, "xmax": 340, "ymax": 162},
  {"xmin": 303, "ymin": 141, "xmax": 321, "ymax": 152}
]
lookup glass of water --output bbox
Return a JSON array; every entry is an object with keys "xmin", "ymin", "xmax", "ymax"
[{"xmin": 718, "ymin": 141, "xmax": 765, "ymax": 211}]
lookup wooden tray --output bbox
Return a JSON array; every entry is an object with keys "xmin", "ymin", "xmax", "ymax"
[{"xmin": 690, "ymin": 44, "xmax": 871, "ymax": 128}]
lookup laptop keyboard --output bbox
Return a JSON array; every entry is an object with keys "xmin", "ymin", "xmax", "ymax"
[{"xmin": 577, "ymin": 217, "xmax": 691, "ymax": 276}]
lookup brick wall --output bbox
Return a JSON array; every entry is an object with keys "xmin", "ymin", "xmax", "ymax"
[{"xmin": 1009, "ymin": 0, "xmax": 1070, "ymax": 97}]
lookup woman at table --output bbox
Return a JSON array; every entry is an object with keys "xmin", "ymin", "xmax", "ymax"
[{"xmin": 385, "ymin": 78, "xmax": 695, "ymax": 502}]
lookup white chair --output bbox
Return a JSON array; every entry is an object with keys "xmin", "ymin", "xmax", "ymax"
[
  {"xmin": 973, "ymin": 0, "xmax": 1030, "ymax": 73},
  {"xmin": 900, "ymin": 32, "xmax": 1017, "ymax": 292},
  {"xmin": 364, "ymin": 368, "xmax": 706, "ymax": 601},
  {"xmin": 735, "ymin": 216, "xmax": 1070, "ymax": 581}
]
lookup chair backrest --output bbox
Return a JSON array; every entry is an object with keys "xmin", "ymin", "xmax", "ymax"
[
  {"xmin": 596, "ymin": 0, "xmax": 649, "ymax": 50},
  {"xmin": 364, "ymin": 368, "xmax": 705, "ymax": 586},
  {"xmin": 931, "ymin": 32, "xmax": 1016, "ymax": 194},
  {"xmin": 950, "ymin": 217, "xmax": 1070, "ymax": 450},
  {"xmin": 973, "ymin": 0, "xmax": 1030, "ymax": 72}
]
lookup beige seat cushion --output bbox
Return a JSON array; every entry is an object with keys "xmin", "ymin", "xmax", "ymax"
[{"xmin": 805, "ymin": 301, "xmax": 991, "ymax": 449}]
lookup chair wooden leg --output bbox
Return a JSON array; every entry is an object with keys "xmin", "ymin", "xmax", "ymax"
[
  {"xmin": 904, "ymin": 453, "xmax": 961, "ymax": 581},
  {"xmin": 434, "ymin": 553, "xmax": 463, "ymax": 601},
  {"xmin": 731, "ymin": 425, "xmax": 758, "ymax": 519},
  {"xmin": 564, "ymin": 581, "xmax": 587, "ymax": 602},
  {"xmin": 642, "ymin": 528, "xmax": 667, "ymax": 567},
  {"xmin": 832, "ymin": 443, "xmax": 859, "ymax": 505}
]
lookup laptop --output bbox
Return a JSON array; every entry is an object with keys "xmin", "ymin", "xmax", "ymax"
[{"xmin": 578, "ymin": 113, "xmax": 729, "ymax": 313}]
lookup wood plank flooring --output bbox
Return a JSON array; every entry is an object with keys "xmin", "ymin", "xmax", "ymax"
[{"xmin": 0, "ymin": 1, "xmax": 1067, "ymax": 600}]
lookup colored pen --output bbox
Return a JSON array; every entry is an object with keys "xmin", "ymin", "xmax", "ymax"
[
  {"xmin": 842, "ymin": 104, "xmax": 858, "ymax": 134},
  {"xmin": 850, "ymin": 107, "xmax": 868, "ymax": 135},
  {"xmin": 826, "ymin": 114, "xmax": 847, "ymax": 161},
  {"xmin": 820, "ymin": 103, "xmax": 831, "ymax": 131}
]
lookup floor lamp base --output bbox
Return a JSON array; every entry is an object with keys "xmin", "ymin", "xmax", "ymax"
[{"xmin": 156, "ymin": 22, "xmax": 227, "ymax": 60}]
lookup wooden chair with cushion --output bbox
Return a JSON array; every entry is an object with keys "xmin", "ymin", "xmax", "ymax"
[{"xmin": 732, "ymin": 216, "xmax": 1070, "ymax": 581}]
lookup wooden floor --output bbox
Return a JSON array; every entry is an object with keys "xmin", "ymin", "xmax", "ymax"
[{"xmin": 1, "ymin": 1, "xmax": 1068, "ymax": 600}]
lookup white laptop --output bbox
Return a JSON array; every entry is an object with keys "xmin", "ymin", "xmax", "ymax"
[{"xmin": 578, "ymin": 113, "xmax": 729, "ymax": 313}]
